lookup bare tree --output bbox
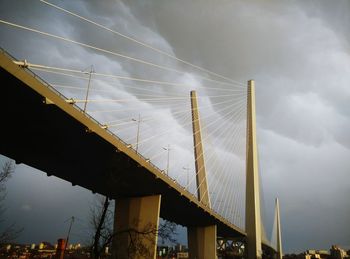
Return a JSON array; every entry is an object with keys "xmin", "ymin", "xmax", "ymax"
[
  {"xmin": 0, "ymin": 161, "xmax": 13, "ymax": 185},
  {"xmin": 89, "ymin": 195, "xmax": 177, "ymax": 259},
  {"xmin": 0, "ymin": 160, "xmax": 22, "ymax": 244},
  {"xmin": 89, "ymin": 196, "xmax": 113, "ymax": 259}
]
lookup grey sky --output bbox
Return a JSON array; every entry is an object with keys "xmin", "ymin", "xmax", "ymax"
[{"xmin": 0, "ymin": 0, "xmax": 349, "ymax": 253}]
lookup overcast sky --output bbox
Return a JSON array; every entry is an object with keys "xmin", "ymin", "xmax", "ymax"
[{"xmin": 0, "ymin": 0, "xmax": 349, "ymax": 253}]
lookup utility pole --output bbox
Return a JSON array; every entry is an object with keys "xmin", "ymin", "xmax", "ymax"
[
  {"xmin": 61, "ymin": 216, "xmax": 75, "ymax": 259},
  {"xmin": 132, "ymin": 114, "xmax": 141, "ymax": 153},
  {"xmin": 162, "ymin": 145, "xmax": 171, "ymax": 175},
  {"xmin": 83, "ymin": 66, "xmax": 94, "ymax": 113}
]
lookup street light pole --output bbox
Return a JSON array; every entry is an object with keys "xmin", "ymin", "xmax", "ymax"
[
  {"xmin": 182, "ymin": 166, "xmax": 190, "ymax": 190},
  {"xmin": 162, "ymin": 145, "xmax": 171, "ymax": 175},
  {"xmin": 83, "ymin": 66, "xmax": 94, "ymax": 113},
  {"xmin": 132, "ymin": 114, "xmax": 141, "ymax": 153}
]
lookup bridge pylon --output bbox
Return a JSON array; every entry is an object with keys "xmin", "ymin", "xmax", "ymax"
[
  {"xmin": 190, "ymin": 90, "xmax": 211, "ymax": 207},
  {"xmin": 188, "ymin": 90, "xmax": 216, "ymax": 259},
  {"xmin": 245, "ymin": 80, "xmax": 263, "ymax": 259},
  {"xmin": 275, "ymin": 198, "xmax": 283, "ymax": 259}
]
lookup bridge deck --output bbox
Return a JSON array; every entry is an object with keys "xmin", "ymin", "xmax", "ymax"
[{"xmin": 0, "ymin": 49, "xmax": 247, "ymax": 238}]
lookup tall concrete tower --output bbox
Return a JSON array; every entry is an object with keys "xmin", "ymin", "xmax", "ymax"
[
  {"xmin": 190, "ymin": 90, "xmax": 211, "ymax": 207},
  {"xmin": 276, "ymin": 198, "xmax": 283, "ymax": 259},
  {"xmin": 245, "ymin": 80, "xmax": 262, "ymax": 259},
  {"xmin": 188, "ymin": 90, "xmax": 216, "ymax": 259}
]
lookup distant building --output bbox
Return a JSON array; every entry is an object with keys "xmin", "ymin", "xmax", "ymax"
[
  {"xmin": 174, "ymin": 244, "xmax": 183, "ymax": 252},
  {"xmin": 284, "ymin": 245, "xmax": 349, "ymax": 259},
  {"xmin": 56, "ymin": 238, "xmax": 66, "ymax": 259},
  {"xmin": 39, "ymin": 241, "xmax": 55, "ymax": 250},
  {"xmin": 157, "ymin": 245, "xmax": 169, "ymax": 257},
  {"xmin": 177, "ymin": 252, "xmax": 189, "ymax": 258},
  {"xmin": 330, "ymin": 245, "xmax": 348, "ymax": 259},
  {"xmin": 156, "ymin": 244, "xmax": 188, "ymax": 258}
]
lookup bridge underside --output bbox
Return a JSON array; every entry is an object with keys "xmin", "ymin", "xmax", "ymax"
[{"xmin": 0, "ymin": 64, "xmax": 243, "ymax": 238}]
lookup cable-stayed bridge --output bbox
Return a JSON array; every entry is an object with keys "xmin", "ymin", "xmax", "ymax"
[{"xmin": 0, "ymin": 2, "xmax": 282, "ymax": 258}]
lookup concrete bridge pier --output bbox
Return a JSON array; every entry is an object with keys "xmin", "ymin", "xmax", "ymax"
[
  {"xmin": 111, "ymin": 195, "xmax": 161, "ymax": 259},
  {"xmin": 246, "ymin": 80, "xmax": 262, "ymax": 259},
  {"xmin": 187, "ymin": 225, "xmax": 217, "ymax": 259},
  {"xmin": 188, "ymin": 90, "xmax": 217, "ymax": 258}
]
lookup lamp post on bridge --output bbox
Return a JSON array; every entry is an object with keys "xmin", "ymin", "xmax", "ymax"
[
  {"xmin": 83, "ymin": 65, "xmax": 94, "ymax": 113},
  {"xmin": 132, "ymin": 114, "xmax": 142, "ymax": 153},
  {"xmin": 162, "ymin": 145, "xmax": 171, "ymax": 176},
  {"xmin": 182, "ymin": 166, "xmax": 190, "ymax": 190}
]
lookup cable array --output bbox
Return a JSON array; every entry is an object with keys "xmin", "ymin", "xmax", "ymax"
[
  {"xmin": 0, "ymin": 2, "xmax": 266, "ymax": 233},
  {"xmin": 35, "ymin": 65, "xmax": 248, "ymax": 227},
  {"xmin": 39, "ymin": 0, "xmax": 245, "ymax": 87},
  {"xmin": 1, "ymin": 19, "xmax": 245, "ymax": 89}
]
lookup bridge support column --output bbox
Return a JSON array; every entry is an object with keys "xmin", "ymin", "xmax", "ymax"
[
  {"xmin": 245, "ymin": 80, "xmax": 262, "ymax": 259},
  {"xmin": 190, "ymin": 90, "xmax": 211, "ymax": 207},
  {"xmin": 111, "ymin": 195, "xmax": 161, "ymax": 259},
  {"xmin": 188, "ymin": 225, "xmax": 217, "ymax": 259},
  {"xmin": 275, "ymin": 198, "xmax": 283, "ymax": 259}
]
